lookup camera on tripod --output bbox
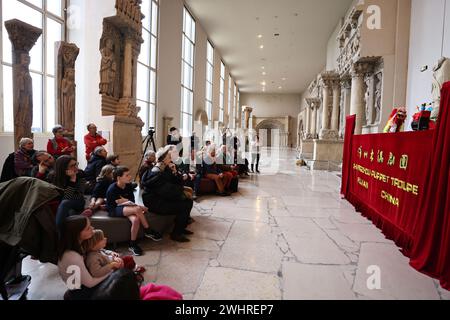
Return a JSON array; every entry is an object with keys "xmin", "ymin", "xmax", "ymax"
[{"xmin": 148, "ymin": 127, "xmax": 155, "ymax": 137}]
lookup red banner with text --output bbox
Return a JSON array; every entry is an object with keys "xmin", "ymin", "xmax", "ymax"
[{"xmin": 347, "ymin": 130, "xmax": 434, "ymax": 247}]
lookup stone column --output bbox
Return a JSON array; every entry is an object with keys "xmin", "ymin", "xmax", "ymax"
[
  {"xmin": 331, "ymin": 80, "xmax": 341, "ymax": 133},
  {"xmin": 5, "ymin": 19, "xmax": 42, "ymax": 150},
  {"xmin": 305, "ymin": 106, "xmax": 311, "ymax": 138},
  {"xmin": 350, "ymin": 61, "xmax": 373, "ymax": 135},
  {"xmin": 306, "ymin": 98, "xmax": 320, "ymax": 139},
  {"xmin": 339, "ymin": 75, "xmax": 352, "ymax": 137},
  {"xmin": 320, "ymin": 83, "xmax": 331, "ymax": 137},
  {"xmin": 242, "ymin": 106, "xmax": 253, "ymax": 129},
  {"xmin": 318, "ymin": 71, "xmax": 339, "ymax": 139},
  {"xmin": 56, "ymin": 42, "xmax": 79, "ymax": 138}
]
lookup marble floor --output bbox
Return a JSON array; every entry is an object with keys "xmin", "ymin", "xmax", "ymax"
[{"xmin": 22, "ymin": 148, "xmax": 450, "ymax": 300}]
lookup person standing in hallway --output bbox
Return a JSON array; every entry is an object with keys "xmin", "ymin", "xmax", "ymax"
[{"xmin": 250, "ymin": 135, "xmax": 261, "ymax": 173}]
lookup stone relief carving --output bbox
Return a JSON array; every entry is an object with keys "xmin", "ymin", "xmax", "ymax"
[
  {"xmin": 16, "ymin": 53, "xmax": 33, "ymax": 138},
  {"xmin": 56, "ymin": 42, "xmax": 79, "ymax": 136},
  {"xmin": 61, "ymin": 69, "xmax": 76, "ymax": 132},
  {"xmin": 431, "ymin": 57, "xmax": 450, "ymax": 121},
  {"xmin": 374, "ymin": 72, "xmax": 383, "ymax": 124},
  {"xmin": 364, "ymin": 75, "xmax": 371, "ymax": 125},
  {"xmin": 5, "ymin": 19, "xmax": 42, "ymax": 149},
  {"xmin": 100, "ymin": 38, "xmax": 118, "ymax": 97}
]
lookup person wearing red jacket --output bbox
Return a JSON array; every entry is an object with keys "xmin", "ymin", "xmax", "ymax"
[
  {"xmin": 47, "ymin": 125, "xmax": 76, "ymax": 159},
  {"xmin": 84, "ymin": 123, "xmax": 108, "ymax": 161}
]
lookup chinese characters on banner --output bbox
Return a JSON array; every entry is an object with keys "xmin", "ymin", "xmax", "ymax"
[{"xmin": 348, "ymin": 130, "xmax": 434, "ymax": 244}]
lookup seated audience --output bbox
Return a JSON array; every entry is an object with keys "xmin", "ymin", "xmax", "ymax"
[
  {"xmin": 85, "ymin": 146, "xmax": 108, "ymax": 184},
  {"xmin": 54, "ymin": 156, "xmax": 90, "ymax": 232},
  {"xmin": 106, "ymin": 166, "xmax": 160, "ymax": 256},
  {"xmin": 84, "ymin": 123, "xmax": 107, "ymax": 161},
  {"xmin": 47, "ymin": 125, "xmax": 75, "ymax": 159},
  {"xmin": 139, "ymin": 150, "xmax": 156, "ymax": 182},
  {"xmin": 14, "ymin": 138, "xmax": 36, "ymax": 177},
  {"xmin": 30, "ymin": 151, "xmax": 55, "ymax": 182},
  {"xmin": 58, "ymin": 216, "xmax": 111, "ymax": 300},
  {"xmin": 82, "ymin": 229, "xmax": 145, "ymax": 279},
  {"xmin": 89, "ymin": 165, "xmax": 114, "ymax": 211},
  {"xmin": 106, "ymin": 154, "xmax": 121, "ymax": 167},
  {"xmin": 167, "ymin": 127, "xmax": 183, "ymax": 156},
  {"xmin": 203, "ymin": 146, "xmax": 231, "ymax": 196},
  {"xmin": 141, "ymin": 146, "xmax": 194, "ymax": 243}
]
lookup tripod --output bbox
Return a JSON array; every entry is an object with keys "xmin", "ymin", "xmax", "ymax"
[{"xmin": 135, "ymin": 128, "xmax": 157, "ymax": 181}]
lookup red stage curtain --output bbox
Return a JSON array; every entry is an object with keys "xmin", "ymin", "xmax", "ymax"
[
  {"xmin": 409, "ymin": 81, "xmax": 450, "ymax": 290},
  {"xmin": 340, "ymin": 115, "xmax": 356, "ymax": 197}
]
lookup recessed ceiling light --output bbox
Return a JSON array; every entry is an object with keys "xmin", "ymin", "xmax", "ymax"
[
  {"xmin": 278, "ymin": 86, "xmax": 282, "ymax": 89},
  {"xmin": 259, "ymin": 45, "xmax": 264, "ymax": 49},
  {"xmin": 257, "ymin": 34, "xmax": 263, "ymax": 38},
  {"xmin": 262, "ymin": 72, "xmax": 267, "ymax": 76},
  {"xmin": 261, "ymin": 66, "xmax": 265, "ymax": 70},
  {"xmin": 282, "ymin": 78, "xmax": 287, "ymax": 81},
  {"xmin": 261, "ymin": 81, "xmax": 266, "ymax": 86}
]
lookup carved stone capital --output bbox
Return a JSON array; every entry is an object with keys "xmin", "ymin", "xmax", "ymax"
[
  {"xmin": 5, "ymin": 19, "xmax": 42, "ymax": 57},
  {"xmin": 242, "ymin": 106, "xmax": 253, "ymax": 114},
  {"xmin": 351, "ymin": 57, "xmax": 381, "ymax": 78},
  {"xmin": 57, "ymin": 42, "xmax": 80, "ymax": 69},
  {"xmin": 340, "ymin": 74, "xmax": 352, "ymax": 89},
  {"xmin": 305, "ymin": 98, "xmax": 321, "ymax": 110},
  {"xmin": 319, "ymin": 71, "xmax": 340, "ymax": 89}
]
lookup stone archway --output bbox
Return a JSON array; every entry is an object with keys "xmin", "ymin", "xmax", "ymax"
[{"xmin": 256, "ymin": 119, "xmax": 287, "ymax": 148}]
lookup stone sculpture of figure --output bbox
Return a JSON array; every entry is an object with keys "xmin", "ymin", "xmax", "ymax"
[
  {"xmin": 61, "ymin": 68, "xmax": 76, "ymax": 134},
  {"xmin": 431, "ymin": 57, "xmax": 450, "ymax": 121},
  {"xmin": 99, "ymin": 39, "xmax": 117, "ymax": 96},
  {"xmin": 364, "ymin": 77, "xmax": 371, "ymax": 125},
  {"xmin": 16, "ymin": 53, "xmax": 33, "ymax": 138},
  {"xmin": 374, "ymin": 73, "xmax": 382, "ymax": 123}
]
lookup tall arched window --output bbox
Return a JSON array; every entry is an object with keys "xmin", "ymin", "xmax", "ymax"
[
  {"xmin": 180, "ymin": 7, "xmax": 195, "ymax": 137},
  {"xmin": 205, "ymin": 41, "xmax": 213, "ymax": 129},
  {"xmin": 137, "ymin": 0, "xmax": 159, "ymax": 135},
  {"xmin": 219, "ymin": 61, "xmax": 225, "ymax": 123},
  {"xmin": 1, "ymin": 0, "xmax": 67, "ymax": 133}
]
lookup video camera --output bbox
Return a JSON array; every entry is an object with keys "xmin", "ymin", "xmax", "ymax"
[{"xmin": 148, "ymin": 127, "xmax": 155, "ymax": 138}]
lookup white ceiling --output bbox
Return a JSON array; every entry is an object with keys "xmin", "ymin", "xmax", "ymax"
[{"xmin": 185, "ymin": 0, "xmax": 353, "ymax": 94}]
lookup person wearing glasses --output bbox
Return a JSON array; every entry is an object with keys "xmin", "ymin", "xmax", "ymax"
[
  {"xmin": 47, "ymin": 125, "xmax": 76, "ymax": 159},
  {"xmin": 53, "ymin": 155, "xmax": 91, "ymax": 233},
  {"xmin": 384, "ymin": 107, "xmax": 407, "ymax": 133}
]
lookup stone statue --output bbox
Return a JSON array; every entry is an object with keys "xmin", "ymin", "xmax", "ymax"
[
  {"xmin": 61, "ymin": 69, "xmax": 76, "ymax": 134},
  {"xmin": 5, "ymin": 19, "xmax": 42, "ymax": 149},
  {"xmin": 56, "ymin": 42, "xmax": 79, "ymax": 136},
  {"xmin": 374, "ymin": 72, "xmax": 382, "ymax": 123},
  {"xmin": 99, "ymin": 38, "xmax": 117, "ymax": 96},
  {"xmin": 364, "ymin": 76, "xmax": 371, "ymax": 125},
  {"xmin": 431, "ymin": 57, "xmax": 450, "ymax": 121},
  {"xmin": 16, "ymin": 53, "xmax": 33, "ymax": 139}
]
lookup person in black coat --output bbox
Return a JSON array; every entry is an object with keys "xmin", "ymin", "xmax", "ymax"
[
  {"xmin": 84, "ymin": 146, "xmax": 108, "ymax": 183},
  {"xmin": 141, "ymin": 146, "xmax": 193, "ymax": 243}
]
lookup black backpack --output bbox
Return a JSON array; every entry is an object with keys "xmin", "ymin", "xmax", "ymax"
[{"xmin": 0, "ymin": 153, "xmax": 18, "ymax": 183}]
